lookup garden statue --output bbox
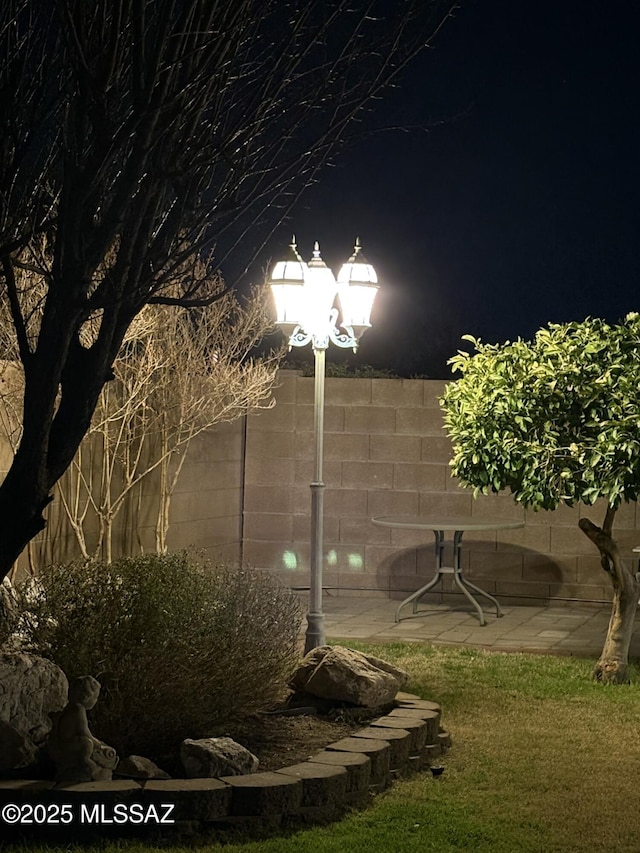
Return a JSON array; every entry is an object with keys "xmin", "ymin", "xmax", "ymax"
[{"xmin": 47, "ymin": 675, "xmax": 118, "ymax": 783}]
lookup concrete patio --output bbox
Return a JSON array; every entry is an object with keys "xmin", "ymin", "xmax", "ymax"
[{"xmin": 320, "ymin": 594, "xmax": 640, "ymax": 659}]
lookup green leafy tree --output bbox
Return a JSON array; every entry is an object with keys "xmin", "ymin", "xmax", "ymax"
[{"xmin": 441, "ymin": 314, "xmax": 640, "ymax": 684}]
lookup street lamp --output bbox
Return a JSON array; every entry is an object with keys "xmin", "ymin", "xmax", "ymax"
[{"xmin": 269, "ymin": 237, "xmax": 379, "ymax": 653}]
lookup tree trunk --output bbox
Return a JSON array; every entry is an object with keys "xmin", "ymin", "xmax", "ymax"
[{"xmin": 579, "ymin": 507, "xmax": 639, "ymax": 684}]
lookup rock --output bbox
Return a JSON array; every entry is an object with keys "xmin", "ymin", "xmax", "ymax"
[
  {"xmin": 117, "ymin": 755, "xmax": 171, "ymax": 779},
  {"xmin": 180, "ymin": 737, "xmax": 259, "ymax": 778},
  {"xmin": 0, "ymin": 652, "xmax": 68, "ymax": 752},
  {"xmin": 290, "ymin": 645, "xmax": 408, "ymax": 709},
  {"xmin": 0, "ymin": 577, "xmax": 18, "ymax": 642},
  {"xmin": 0, "ymin": 720, "xmax": 38, "ymax": 771}
]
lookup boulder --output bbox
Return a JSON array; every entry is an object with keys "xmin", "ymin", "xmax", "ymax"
[
  {"xmin": 0, "ymin": 652, "xmax": 68, "ymax": 754},
  {"xmin": 290, "ymin": 645, "xmax": 408, "ymax": 709},
  {"xmin": 180, "ymin": 737, "xmax": 259, "ymax": 778},
  {"xmin": 0, "ymin": 720, "xmax": 38, "ymax": 771},
  {"xmin": 0, "ymin": 577, "xmax": 18, "ymax": 642},
  {"xmin": 117, "ymin": 754, "xmax": 171, "ymax": 779}
]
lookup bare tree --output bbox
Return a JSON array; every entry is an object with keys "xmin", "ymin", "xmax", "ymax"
[
  {"xmin": 56, "ymin": 283, "xmax": 279, "ymax": 563},
  {"xmin": 0, "ymin": 0, "xmax": 456, "ymax": 578},
  {"xmin": 1, "ymin": 262, "xmax": 280, "ymax": 565}
]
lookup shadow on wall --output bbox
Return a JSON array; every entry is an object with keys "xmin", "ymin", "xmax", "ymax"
[{"xmin": 380, "ymin": 543, "xmax": 576, "ymax": 608}]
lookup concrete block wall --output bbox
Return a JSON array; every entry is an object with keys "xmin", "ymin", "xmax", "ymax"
[
  {"xmin": 1, "ymin": 419, "xmax": 245, "ymax": 576},
  {"xmin": 243, "ymin": 370, "xmax": 640, "ymax": 605},
  {"xmin": 3, "ymin": 364, "xmax": 640, "ymax": 603}
]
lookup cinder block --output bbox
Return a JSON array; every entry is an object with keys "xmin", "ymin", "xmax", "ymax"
[
  {"xmin": 293, "ymin": 513, "xmax": 339, "ymax": 543},
  {"xmin": 325, "ymin": 488, "xmax": 368, "ymax": 517},
  {"xmin": 467, "ymin": 551, "xmax": 524, "ymax": 580},
  {"xmin": 369, "ymin": 716, "xmax": 428, "ymax": 752},
  {"xmin": 308, "ymin": 750, "xmax": 371, "ymax": 794},
  {"xmin": 470, "ymin": 493, "xmax": 526, "ymax": 522},
  {"xmin": 364, "ymin": 544, "xmax": 418, "ymax": 577},
  {"xmin": 294, "ymin": 460, "xmax": 342, "ymax": 487},
  {"xmin": 187, "ymin": 423, "xmax": 244, "ymax": 462},
  {"xmin": 246, "ymin": 429, "xmax": 295, "ymax": 459},
  {"xmin": 526, "ymin": 503, "xmax": 579, "ymax": 527},
  {"xmin": 323, "ymin": 546, "xmax": 371, "ymax": 575},
  {"xmin": 243, "ymin": 513, "xmax": 293, "ymax": 542},
  {"xmin": 170, "ymin": 489, "xmax": 242, "ymax": 524},
  {"xmin": 275, "ymin": 762, "xmax": 348, "ymax": 808},
  {"xmin": 396, "ymin": 407, "xmax": 443, "ymax": 436},
  {"xmin": 351, "ymin": 726, "xmax": 411, "ymax": 770},
  {"xmin": 143, "ymin": 778, "xmax": 231, "ymax": 822},
  {"xmin": 417, "ymin": 492, "xmax": 473, "ymax": 518},
  {"xmin": 371, "ymin": 378, "xmax": 424, "ymax": 407},
  {"xmin": 324, "ymin": 433, "xmax": 370, "ymax": 462},
  {"xmin": 523, "ymin": 554, "xmax": 577, "ymax": 583},
  {"xmin": 494, "ymin": 579, "xmax": 549, "ymax": 599},
  {"xmin": 423, "ymin": 380, "xmax": 449, "ymax": 407},
  {"xmin": 550, "ymin": 525, "xmax": 598, "ymax": 556},
  {"xmin": 421, "ymin": 435, "xmax": 453, "ymax": 464},
  {"xmin": 253, "ymin": 402, "xmax": 295, "ymax": 431},
  {"xmin": 368, "ymin": 490, "xmax": 419, "ymax": 517},
  {"xmin": 244, "ymin": 456, "xmax": 295, "ymax": 486},
  {"xmin": 271, "ymin": 369, "xmax": 298, "ymax": 403},
  {"xmin": 390, "ymin": 527, "xmax": 436, "ymax": 548},
  {"xmin": 243, "ymin": 540, "xmax": 304, "ymax": 572},
  {"xmin": 167, "ymin": 516, "xmax": 240, "ymax": 551},
  {"xmin": 342, "ymin": 461, "xmax": 394, "ymax": 490},
  {"xmin": 577, "ymin": 555, "xmax": 608, "ymax": 583},
  {"xmin": 496, "ymin": 524, "xmax": 551, "ymax": 553},
  {"xmin": 293, "ymin": 376, "xmax": 315, "ymax": 404},
  {"xmin": 393, "ymin": 463, "xmax": 447, "ymax": 492},
  {"xmin": 548, "ymin": 581, "xmax": 610, "ymax": 602},
  {"xmin": 370, "ymin": 434, "xmax": 422, "ymax": 463},
  {"xmin": 244, "ymin": 484, "xmax": 294, "ymax": 515},
  {"xmin": 325, "ymin": 377, "xmax": 372, "ymax": 405},
  {"xmin": 326, "ymin": 737, "xmax": 390, "ymax": 784},
  {"xmin": 182, "ymin": 460, "xmax": 243, "ymax": 494},
  {"xmin": 584, "ymin": 498, "xmax": 636, "ymax": 529},
  {"xmin": 339, "ymin": 517, "xmax": 391, "ymax": 545},
  {"xmin": 387, "ymin": 709, "xmax": 441, "ymax": 744},
  {"xmin": 296, "ymin": 403, "xmax": 345, "ymax": 432},
  {"xmin": 345, "ymin": 406, "xmax": 396, "ymax": 434},
  {"xmin": 219, "ymin": 772, "xmax": 303, "ymax": 817},
  {"xmin": 337, "ymin": 569, "xmax": 389, "ymax": 590}
]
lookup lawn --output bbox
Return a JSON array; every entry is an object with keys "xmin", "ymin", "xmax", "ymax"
[{"xmin": 6, "ymin": 642, "xmax": 640, "ymax": 853}]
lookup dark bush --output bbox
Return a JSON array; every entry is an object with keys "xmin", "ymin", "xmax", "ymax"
[{"xmin": 17, "ymin": 552, "xmax": 302, "ymax": 759}]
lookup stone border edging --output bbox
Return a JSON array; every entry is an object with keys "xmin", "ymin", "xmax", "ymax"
[{"xmin": 0, "ymin": 693, "xmax": 450, "ymax": 840}]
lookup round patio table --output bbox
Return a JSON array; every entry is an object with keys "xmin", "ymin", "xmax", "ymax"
[{"xmin": 371, "ymin": 516, "xmax": 525, "ymax": 626}]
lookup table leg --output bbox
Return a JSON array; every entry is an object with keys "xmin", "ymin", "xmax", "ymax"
[
  {"xmin": 395, "ymin": 528, "xmax": 503, "ymax": 625},
  {"xmin": 395, "ymin": 530, "xmax": 444, "ymax": 622},
  {"xmin": 451, "ymin": 530, "xmax": 503, "ymax": 624}
]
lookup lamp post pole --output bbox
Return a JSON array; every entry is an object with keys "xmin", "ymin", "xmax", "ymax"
[
  {"xmin": 307, "ymin": 344, "xmax": 326, "ymax": 651},
  {"xmin": 270, "ymin": 238, "xmax": 379, "ymax": 654}
]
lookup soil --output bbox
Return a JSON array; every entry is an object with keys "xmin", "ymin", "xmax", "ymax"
[{"xmin": 226, "ymin": 706, "xmax": 381, "ymax": 771}]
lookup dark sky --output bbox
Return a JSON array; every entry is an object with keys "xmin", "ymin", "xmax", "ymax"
[{"xmin": 250, "ymin": 0, "xmax": 640, "ymax": 378}]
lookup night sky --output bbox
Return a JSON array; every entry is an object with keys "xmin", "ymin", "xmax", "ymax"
[{"xmin": 246, "ymin": 0, "xmax": 640, "ymax": 378}]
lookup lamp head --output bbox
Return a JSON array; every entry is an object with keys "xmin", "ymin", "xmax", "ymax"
[
  {"xmin": 337, "ymin": 238, "xmax": 380, "ymax": 337},
  {"xmin": 269, "ymin": 236, "xmax": 307, "ymax": 335}
]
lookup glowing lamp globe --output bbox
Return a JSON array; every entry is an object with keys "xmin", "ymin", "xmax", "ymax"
[
  {"xmin": 337, "ymin": 238, "xmax": 379, "ymax": 339},
  {"xmin": 269, "ymin": 238, "xmax": 307, "ymax": 336}
]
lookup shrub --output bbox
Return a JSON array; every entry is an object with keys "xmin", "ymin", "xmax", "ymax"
[{"xmin": 17, "ymin": 552, "xmax": 302, "ymax": 759}]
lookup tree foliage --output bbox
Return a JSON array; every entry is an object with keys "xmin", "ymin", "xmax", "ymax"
[
  {"xmin": 440, "ymin": 314, "xmax": 640, "ymax": 683},
  {"xmin": 0, "ymin": 0, "xmax": 456, "ymax": 576},
  {"xmin": 441, "ymin": 314, "xmax": 640, "ymax": 511}
]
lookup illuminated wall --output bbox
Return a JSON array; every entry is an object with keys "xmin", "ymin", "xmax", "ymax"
[{"xmin": 243, "ymin": 369, "xmax": 640, "ymax": 605}]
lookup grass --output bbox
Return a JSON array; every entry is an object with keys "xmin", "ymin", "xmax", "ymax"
[{"xmin": 5, "ymin": 643, "xmax": 640, "ymax": 853}]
